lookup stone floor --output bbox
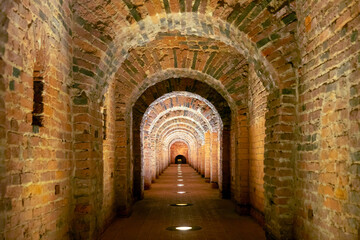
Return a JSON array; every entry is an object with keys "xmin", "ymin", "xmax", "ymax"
[{"xmin": 100, "ymin": 164, "xmax": 266, "ymax": 240}]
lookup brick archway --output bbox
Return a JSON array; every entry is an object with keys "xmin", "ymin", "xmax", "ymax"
[
  {"xmin": 138, "ymin": 91, "xmax": 223, "ymax": 193},
  {"xmin": 2, "ymin": 0, "xmax": 360, "ymax": 240},
  {"xmin": 69, "ymin": 1, "xmax": 298, "ymax": 237},
  {"xmin": 170, "ymin": 142, "xmax": 189, "ymax": 164},
  {"xmin": 175, "ymin": 155, "xmax": 187, "ymax": 164},
  {"xmin": 70, "ymin": 8, "xmax": 299, "ymax": 233}
]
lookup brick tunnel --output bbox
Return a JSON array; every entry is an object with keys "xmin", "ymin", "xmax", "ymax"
[{"xmin": 1, "ymin": 0, "xmax": 360, "ymax": 239}]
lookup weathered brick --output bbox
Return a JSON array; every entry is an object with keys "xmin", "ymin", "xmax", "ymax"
[{"xmin": 1, "ymin": 1, "xmax": 359, "ymax": 240}]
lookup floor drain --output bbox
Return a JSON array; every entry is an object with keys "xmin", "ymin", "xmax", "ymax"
[
  {"xmin": 166, "ymin": 226, "xmax": 202, "ymax": 231},
  {"xmin": 170, "ymin": 203, "xmax": 193, "ymax": 207}
]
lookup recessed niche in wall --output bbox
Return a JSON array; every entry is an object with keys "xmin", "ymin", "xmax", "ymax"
[
  {"xmin": 55, "ymin": 185, "xmax": 60, "ymax": 195},
  {"xmin": 308, "ymin": 209, "xmax": 313, "ymax": 220},
  {"xmin": 32, "ymin": 69, "xmax": 44, "ymax": 132},
  {"xmin": 102, "ymin": 108, "xmax": 107, "ymax": 140}
]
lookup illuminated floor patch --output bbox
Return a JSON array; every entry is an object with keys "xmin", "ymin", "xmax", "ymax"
[
  {"xmin": 166, "ymin": 226, "xmax": 202, "ymax": 231},
  {"xmin": 170, "ymin": 203, "xmax": 193, "ymax": 207},
  {"xmin": 177, "ymin": 184, "xmax": 184, "ymax": 186},
  {"xmin": 176, "ymin": 191, "xmax": 187, "ymax": 194}
]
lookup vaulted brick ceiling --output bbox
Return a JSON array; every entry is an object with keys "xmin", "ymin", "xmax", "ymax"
[
  {"xmin": 71, "ymin": 0, "xmax": 300, "ymax": 221},
  {"xmin": 73, "ymin": 0, "xmax": 299, "ymax": 102},
  {"xmin": 139, "ymin": 91, "xmax": 224, "ymax": 192},
  {"xmin": 115, "ymin": 34, "xmax": 249, "ymax": 106},
  {"xmin": 141, "ymin": 91, "xmax": 222, "ymax": 151},
  {"xmin": 142, "ymin": 92, "xmax": 222, "ymax": 132},
  {"xmin": 72, "ymin": 2, "xmax": 299, "ymax": 209},
  {"xmin": 132, "ymin": 78, "xmax": 231, "ymax": 131}
]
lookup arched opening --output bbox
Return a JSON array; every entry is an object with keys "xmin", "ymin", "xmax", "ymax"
[
  {"xmin": 139, "ymin": 91, "xmax": 223, "ymax": 190},
  {"xmin": 132, "ymin": 82, "xmax": 231, "ymax": 201},
  {"xmin": 11, "ymin": 0, "xmax": 360, "ymax": 238},
  {"xmin": 175, "ymin": 155, "xmax": 186, "ymax": 164},
  {"xmin": 170, "ymin": 141, "xmax": 189, "ymax": 164},
  {"xmin": 68, "ymin": 1, "xmax": 298, "ymax": 237}
]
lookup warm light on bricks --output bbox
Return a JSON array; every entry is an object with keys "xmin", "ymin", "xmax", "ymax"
[{"xmin": 2, "ymin": 0, "xmax": 358, "ymax": 239}]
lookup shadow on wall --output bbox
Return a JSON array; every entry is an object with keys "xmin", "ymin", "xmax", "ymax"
[
  {"xmin": 175, "ymin": 155, "xmax": 186, "ymax": 164},
  {"xmin": 0, "ymin": 2, "xmax": 12, "ymax": 239}
]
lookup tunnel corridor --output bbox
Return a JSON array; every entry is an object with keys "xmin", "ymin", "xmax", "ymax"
[
  {"xmin": 1, "ymin": 0, "xmax": 360, "ymax": 239},
  {"xmin": 175, "ymin": 155, "xmax": 186, "ymax": 164}
]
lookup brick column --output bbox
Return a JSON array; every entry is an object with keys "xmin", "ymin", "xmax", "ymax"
[
  {"xmin": 72, "ymin": 95, "xmax": 103, "ymax": 239},
  {"xmin": 264, "ymin": 88, "xmax": 296, "ymax": 240},
  {"xmin": 0, "ymin": 15, "xmax": 8, "ymax": 237},
  {"xmin": 200, "ymin": 143, "xmax": 205, "ymax": 176},
  {"xmin": 150, "ymin": 136, "xmax": 156, "ymax": 183},
  {"xmin": 204, "ymin": 131, "xmax": 211, "ymax": 181},
  {"xmin": 161, "ymin": 146, "xmax": 167, "ymax": 172},
  {"xmin": 221, "ymin": 130, "xmax": 231, "ymax": 198},
  {"xmin": 211, "ymin": 132, "xmax": 219, "ymax": 184},
  {"xmin": 196, "ymin": 145, "xmax": 200, "ymax": 172},
  {"xmin": 157, "ymin": 145, "xmax": 163, "ymax": 175},
  {"xmin": 235, "ymin": 109, "xmax": 249, "ymax": 214},
  {"xmin": 155, "ymin": 145, "xmax": 160, "ymax": 178},
  {"xmin": 132, "ymin": 128, "xmax": 142, "ymax": 200},
  {"xmin": 115, "ymin": 116, "xmax": 132, "ymax": 216},
  {"xmin": 143, "ymin": 146, "xmax": 152, "ymax": 189},
  {"xmin": 0, "ymin": 3, "xmax": 10, "ymax": 235}
]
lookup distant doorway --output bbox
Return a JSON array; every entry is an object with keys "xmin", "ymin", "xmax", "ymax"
[{"xmin": 175, "ymin": 155, "xmax": 186, "ymax": 164}]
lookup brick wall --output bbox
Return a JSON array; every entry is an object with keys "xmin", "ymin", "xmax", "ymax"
[
  {"xmin": 248, "ymin": 63, "xmax": 268, "ymax": 226},
  {"xmin": 211, "ymin": 132, "xmax": 219, "ymax": 183},
  {"xmin": 204, "ymin": 131, "xmax": 211, "ymax": 180},
  {"xmin": 199, "ymin": 142, "xmax": 205, "ymax": 176},
  {"xmin": 1, "ymin": 0, "xmax": 73, "ymax": 239},
  {"xmin": 296, "ymin": 0, "xmax": 360, "ymax": 239},
  {"xmin": 234, "ymin": 109, "xmax": 250, "ymax": 212},
  {"xmin": 72, "ymin": 97, "xmax": 104, "ymax": 239},
  {"xmin": 64, "ymin": 2, "xmax": 303, "ymax": 237},
  {"xmin": 99, "ymin": 82, "xmax": 116, "ymax": 233},
  {"xmin": 114, "ymin": 105, "xmax": 131, "ymax": 217},
  {"xmin": 138, "ymin": 91, "xmax": 223, "ymax": 190},
  {"xmin": 0, "ymin": 2, "xmax": 11, "ymax": 239},
  {"xmin": 170, "ymin": 142, "xmax": 188, "ymax": 164},
  {"xmin": 2, "ymin": 0, "xmax": 359, "ymax": 239}
]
